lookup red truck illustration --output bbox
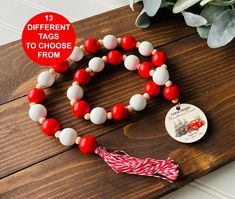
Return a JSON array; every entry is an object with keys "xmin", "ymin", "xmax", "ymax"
[
  {"xmin": 174, "ymin": 117, "xmax": 205, "ymax": 137},
  {"xmin": 185, "ymin": 119, "xmax": 205, "ymax": 133}
]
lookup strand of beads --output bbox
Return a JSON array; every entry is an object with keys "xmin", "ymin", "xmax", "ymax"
[
  {"xmin": 66, "ymin": 35, "xmax": 180, "ymax": 125},
  {"xmin": 27, "ymin": 35, "xmax": 180, "ymax": 181},
  {"xmin": 27, "ymin": 41, "xmax": 103, "ymax": 154},
  {"xmin": 27, "ymin": 36, "xmax": 137, "ymax": 153},
  {"xmin": 28, "ymin": 34, "xmax": 122, "ymax": 106},
  {"xmin": 28, "ymin": 66, "xmax": 99, "ymax": 155}
]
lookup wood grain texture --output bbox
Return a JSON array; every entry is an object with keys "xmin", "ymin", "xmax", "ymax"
[
  {"xmin": 0, "ymin": 4, "xmax": 235, "ymax": 199},
  {"xmin": 0, "ymin": 5, "xmax": 194, "ymax": 105}
]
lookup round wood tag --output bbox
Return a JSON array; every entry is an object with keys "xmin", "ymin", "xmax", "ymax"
[{"xmin": 165, "ymin": 103, "xmax": 208, "ymax": 143}]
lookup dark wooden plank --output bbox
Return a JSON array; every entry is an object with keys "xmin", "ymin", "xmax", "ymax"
[
  {"xmin": 0, "ymin": 5, "xmax": 195, "ymax": 105},
  {"xmin": 0, "ymin": 34, "xmax": 235, "ymax": 198}
]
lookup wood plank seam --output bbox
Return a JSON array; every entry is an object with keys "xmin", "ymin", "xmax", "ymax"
[
  {"xmin": 0, "ymin": 5, "xmax": 196, "ymax": 105},
  {"xmin": 0, "ymin": 33, "xmax": 233, "ymax": 180},
  {"xmin": 0, "ymin": 5, "xmax": 234, "ymax": 197},
  {"xmin": 0, "ymin": 118, "xmax": 136, "ymax": 181},
  {"xmin": 0, "ymin": 32, "xmax": 196, "ymax": 107},
  {"xmin": 154, "ymin": 32, "xmax": 196, "ymax": 49},
  {"xmin": 0, "ymin": 147, "xmax": 72, "ymax": 180}
]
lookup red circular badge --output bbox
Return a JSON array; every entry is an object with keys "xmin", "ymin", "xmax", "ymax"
[{"xmin": 22, "ymin": 12, "xmax": 76, "ymax": 66}]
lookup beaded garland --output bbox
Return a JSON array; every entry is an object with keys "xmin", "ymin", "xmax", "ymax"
[
  {"xmin": 66, "ymin": 36, "xmax": 180, "ymax": 125},
  {"xmin": 28, "ymin": 34, "xmax": 179, "ymax": 182}
]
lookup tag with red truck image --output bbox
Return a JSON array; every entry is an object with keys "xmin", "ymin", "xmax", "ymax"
[{"xmin": 165, "ymin": 104, "xmax": 208, "ymax": 143}]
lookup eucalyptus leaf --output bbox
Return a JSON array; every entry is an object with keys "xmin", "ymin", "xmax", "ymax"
[
  {"xmin": 161, "ymin": 0, "xmax": 175, "ymax": 7},
  {"xmin": 207, "ymin": 9, "xmax": 235, "ymax": 48},
  {"xmin": 200, "ymin": 4, "xmax": 228, "ymax": 25},
  {"xmin": 143, "ymin": 0, "xmax": 161, "ymax": 17},
  {"xmin": 227, "ymin": 21, "xmax": 235, "ymax": 36},
  {"xmin": 135, "ymin": 9, "xmax": 150, "ymax": 28},
  {"xmin": 197, "ymin": 26, "xmax": 211, "ymax": 38},
  {"xmin": 182, "ymin": 11, "xmax": 207, "ymax": 27},
  {"xmin": 173, "ymin": 0, "xmax": 201, "ymax": 13},
  {"xmin": 209, "ymin": 0, "xmax": 235, "ymax": 6},
  {"xmin": 129, "ymin": 0, "xmax": 135, "ymax": 11},
  {"xmin": 200, "ymin": 0, "xmax": 213, "ymax": 6}
]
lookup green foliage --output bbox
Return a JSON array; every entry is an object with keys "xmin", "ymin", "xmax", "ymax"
[
  {"xmin": 135, "ymin": 8, "xmax": 150, "ymax": 28},
  {"xmin": 129, "ymin": 0, "xmax": 235, "ymax": 48},
  {"xmin": 173, "ymin": 0, "xmax": 201, "ymax": 13},
  {"xmin": 207, "ymin": 9, "xmax": 235, "ymax": 47}
]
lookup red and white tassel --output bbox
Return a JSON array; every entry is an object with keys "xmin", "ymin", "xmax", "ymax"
[{"xmin": 95, "ymin": 147, "xmax": 179, "ymax": 183}]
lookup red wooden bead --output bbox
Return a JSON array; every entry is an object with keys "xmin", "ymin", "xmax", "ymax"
[
  {"xmin": 79, "ymin": 135, "xmax": 98, "ymax": 154},
  {"xmin": 84, "ymin": 38, "xmax": 100, "ymax": 54},
  {"xmin": 41, "ymin": 118, "xmax": 60, "ymax": 136},
  {"xmin": 72, "ymin": 100, "xmax": 90, "ymax": 117},
  {"xmin": 121, "ymin": 35, "xmax": 136, "ymax": 51},
  {"xmin": 138, "ymin": 62, "xmax": 154, "ymax": 78},
  {"xmin": 144, "ymin": 81, "xmax": 160, "ymax": 97},
  {"xmin": 107, "ymin": 50, "xmax": 123, "ymax": 65},
  {"xmin": 152, "ymin": 51, "xmax": 167, "ymax": 67},
  {"xmin": 111, "ymin": 104, "xmax": 129, "ymax": 120},
  {"xmin": 52, "ymin": 61, "xmax": 69, "ymax": 73},
  {"xmin": 163, "ymin": 84, "xmax": 180, "ymax": 100},
  {"xmin": 28, "ymin": 88, "xmax": 45, "ymax": 103},
  {"xmin": 74, "ymin": 69, "xmax": 91, "ymax": 85}
]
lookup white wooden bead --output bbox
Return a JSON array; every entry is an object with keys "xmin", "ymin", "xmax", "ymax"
[
  {"xmin": 55, "ymin": 131, "xmax": 61, "ymax": 138},
  {"xmin": 152, "ymin": 67, "xmax": 169, "ymax": 86},
  {"xmin": 29, "ymin": 104, "xmax": 47, "ymax": 122},
  {"xmin": 136, "ymin": 42, "xmax": 140, "ymax": 48},
  {"xmin": 149, "ymin": 69, "xmax": 155, "ymax": 76},
  {"xmin": 102, "ymin": 56, "xmax": 107, "ymax": 62},
  {"xmin": 88, "ymin": 57, "xmax": 105, "ymax": 72},
  {"xmin": 67, "ymin": 85, "xmax": 83, "ymax": 101},
  {"xmin": 29, "ymin": 102, "xmax": 36, "ymax": 107},
  {"xmin": 70, "ymin": 100, "xmax": 76, "ymax": 106},
  {"xmin": 127, "ymin": 105, "xmax": 134, "ymax": 112},
  {"xmin": 103, "ymin": 35, "xmax": 118, "ymax": 50},
  {"xmin": 90, "ymin": 107, "xmax": 107, "ymax": 124},
  {"xmin": 85, "ymin": 67, "xmax": 92, "ymax": 73},
  {"xmin": 37, "ymin": 71, "xmax": 55, "ymax": 87},
  {"xmin": 161, "ymin": 64, "xmax": 167, "ymax": 69},
  {"xmin": 117, "ymin": 37, "xmax": 122, "ymax": 44},
  {"xmin": 75, "ymin": 137, "xmax": 81, "ymax": 145},
  {"xmin": 84, "ymin": 113, "xmax": 90, "ymax": 120},
  {"xmin": 36, "ymin": 84, "xmax": 43, "ymax": 89},
  {"xmin": 138, "ymin": 41, "xmax": 153, "ymax": 56},
  {"xmin": 69, "ymin": 46, "xmax": 84, "ymax": 62},
  {"xmin": 107, "ymin": 112, "xmax": 112, "ymax": 120},
  {"xmin": 80, "ymin": 45, "xmax": 85, "ymax": 51},
  {"xmin": 172, "ymin": 98, "xmax": 179, "ymax": 104},
  {"xmin": 49, "ymin": 68, "xmax": 56, "ymax": 74},
  {"xmin": 98, "ymin": 39, "xmax": 103, "ymax": 46},
  {"xmin": 152, "ymin": 49, "xmax": 157, "ymax": 55},
  {"xmin": 129, "ymin": 94, "xmax": 147, "ymax": 111},
  {"xmin": 59, "ymin": 128, "xmax": 77, "ymax": 146},
  {"xmin": 39, "ymin": 117, "xmax": 46, "ymax": 124},
  {"xmin": 124, "ymin": 55, "xmax": 140, "ymax": 71},
  {"xmin": 72, "ymin": 81, "xmax": 79, "ymax": 86},
  {"xmin": 165, "ymin": 80, "xmax": 172, "ymax": 87},
  {"xmin": 143, "ymin": 93, "xmax": 150, "ymax": 100}
]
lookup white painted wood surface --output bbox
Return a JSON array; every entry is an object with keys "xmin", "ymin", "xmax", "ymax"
[{"xmin": 0, "ymin": 1, "xmax": 234, "ymax": 198}]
